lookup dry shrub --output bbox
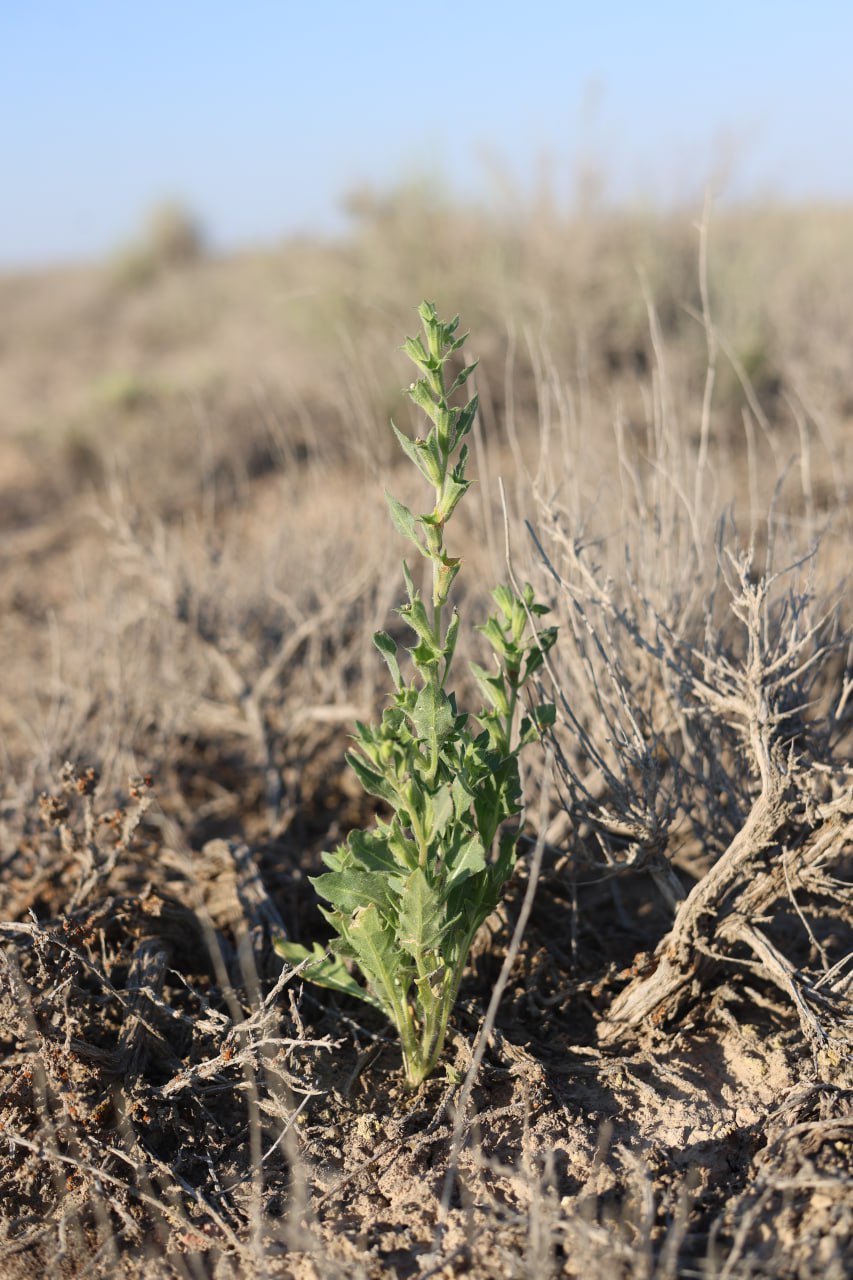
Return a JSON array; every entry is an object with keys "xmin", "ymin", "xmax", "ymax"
[{"xmin": 110, "ymin": 201, "xmax": 205, "ymax": 290}]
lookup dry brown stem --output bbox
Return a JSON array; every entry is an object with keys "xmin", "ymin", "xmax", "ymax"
[{"xmin": 597, "ymin": 560, "xmax": 851, "ymax": 1061}]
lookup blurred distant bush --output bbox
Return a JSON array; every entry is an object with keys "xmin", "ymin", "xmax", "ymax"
[
  {"xmin": 93, "ymin": 370, "xmax": 157, "ymax": 412},
  {"xmin": 144, "ymin": 201, "xmax": 205, "ymax": 264},
  {"xmin": 110, "ymin": 200, "xmax": 205, "ymax": 289}
]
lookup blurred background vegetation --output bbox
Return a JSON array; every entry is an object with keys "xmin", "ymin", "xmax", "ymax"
[{"xmin": 2, "ymin": 185, "xmax": 851, "ymax": 522}]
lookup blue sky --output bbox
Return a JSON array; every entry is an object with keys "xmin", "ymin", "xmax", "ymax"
[{"xmin": 2, "ymin": 1, "xmax": 851, "ymax": 266}]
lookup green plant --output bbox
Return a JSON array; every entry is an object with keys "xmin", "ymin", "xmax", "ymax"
[{"xmin": 275, "ymin": 302, "xmax": 555, "ymax": 1087}]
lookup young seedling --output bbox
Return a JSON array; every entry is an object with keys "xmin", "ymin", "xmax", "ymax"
[{"xmin": 275, "ymin": 302, "xmax": 556, "ymax": 1087}]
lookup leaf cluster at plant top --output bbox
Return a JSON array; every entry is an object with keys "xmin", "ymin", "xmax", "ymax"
[{"xmin": 276, "ymin": 302, "xmax": 556, "ymax": 1088}]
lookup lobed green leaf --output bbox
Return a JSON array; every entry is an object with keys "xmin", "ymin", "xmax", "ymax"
[
  {"xmin": 448, "ymin": 360, "xmax": 479, "ymax": 394},
  {"xmin": 386, "ymin": 491, "xmax": 426, "ymax": 554},
  {"xmin": 442, "ymin": 610, "xmax": 461, "ymax": 681},
  {"xmin": 349, "ymin": 826, "xmax": 414, "ymax": 876},
  {"xmin": 311, "ymin": 869, "xmax": 392, "ymax": 915},
  {"xmin": 346, "ymin": 902, "xmax": 408, "ymax": 1011},
  {"xmin": 451, "ymin": 396, "xmax": 478, "ymax": 449},
  {"xmin": 445, "ymin": 832, "xmax": 486, "ymax": 885},
  {"xmin": 470, "ymin": 662, "xmax": 510, "ymax": 716},
  {"xmin": 398, "ymin": 867, "xmax": 446, "ymax": 957},
  {"xmin": 412, "ymin": 682, "xmax": 456, "ymax": 747},
  {"xmin": 345, "ymin": 750, "xmax": 400, "ymax": 805},
  {"xmin": 272, "ymin": 939, "xmax": 384, "ymax": 1010},
  {"xmin": 373, "ymin": 630, "xmax": 403, "ymax": 690},
  {"xmin": 424, "ymin": 782, "xmax": 453, "ymax": 841}
]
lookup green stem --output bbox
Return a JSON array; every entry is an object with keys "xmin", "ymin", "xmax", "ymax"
[
  {"xmin": 408, "ymin": 805, "xmax": 430, "ymax": 869},
  {"xmin": 418, "ymin": 955, "xmax": 469, "ymax": 1083},
  {"xmin": 426, "ymin": 496, "xmax": 445, "ymax": 782},
  {"xmin": 402, "ymin": 950, "xmax": 442, "ymax": 1088},
  {"xmin": 390, "ymin": 989, "xmax": 421, "ymax": 1081},
  {"xmin": 504, "ymin": 676, "xmax": 519, "ymax": 756}
]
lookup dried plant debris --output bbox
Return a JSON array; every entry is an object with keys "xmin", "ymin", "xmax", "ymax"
[
  {"xmin": 1, "ymin": 729, "xmax": 849, "ymax": 1279},
  {"xmin": 0, "ymin": 774, "xmax": 334, "ymax": 1278}
]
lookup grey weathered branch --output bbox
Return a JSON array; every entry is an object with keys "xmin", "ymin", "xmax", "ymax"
[{"xmin": 597, "ymin": 558, "xmax": 851, "ymax": 1058}]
